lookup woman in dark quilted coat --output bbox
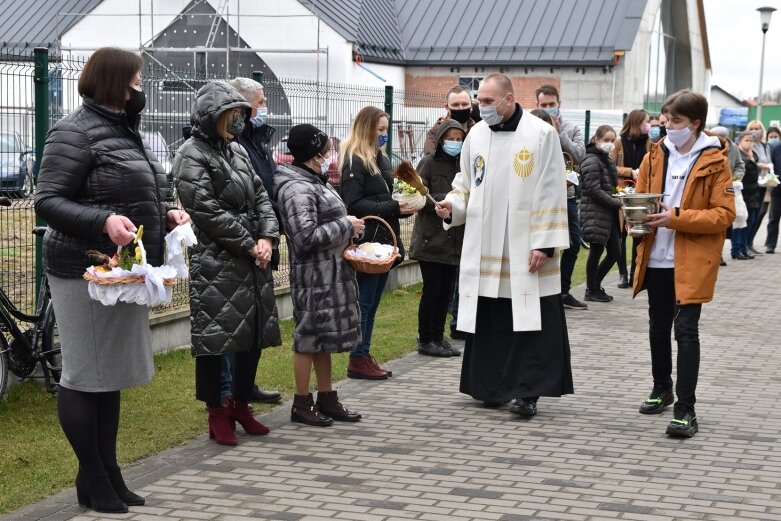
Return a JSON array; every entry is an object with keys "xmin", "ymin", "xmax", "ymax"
[
  {"xmin": 579, "ymin": 125, "xmax": 623, "ymax": 303},
  {"xmin": 35, "ymin": 48, "xmax": 189, "ymax": 514},
  {"xmin": 275, "ymin": 124, "xmax": 364, "ymax": 427},
  {"xmin": 409, "ymin": 119, "xmax": 465, "ymax": 358},
  {"xmin": 173, "ymin": 80, "xmax": 281, "ymax": 446}
]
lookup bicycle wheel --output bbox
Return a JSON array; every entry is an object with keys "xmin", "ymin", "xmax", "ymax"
[
  {"xmin": 40, "ymin": 302, "xmax": 61, "ymax": 390},
  {"xmin": 0, "ymin": 335, "xmax": 10, "ymax": 400}
]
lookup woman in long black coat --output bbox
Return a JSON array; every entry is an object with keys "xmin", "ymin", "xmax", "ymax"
[
  {"xmin": 173, "ymin": 81, "xmax": 281, "ymax": 446},
  {"xmin": 579, "ymin": 125, "xmax": 623, "ymax": 303},
  {"xmin": 275, "ymin": 124, "xmax": 364, "ymax": 427}
]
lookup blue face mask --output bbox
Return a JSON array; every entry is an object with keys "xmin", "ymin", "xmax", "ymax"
[
  {"xmin": 769, "ymin": 138, "xmax": 781, "ymax": 148},
  {"xmin": 250, "ymin": 107, "xmax": 268, "ymax": 128},
  {"xmin": 377, "ymin": 133, "xmax": 388, "ymax": 148},
  {"xmin": 442, "ymin": 140, "xmax": 463, "ymax": 157},
  {"xmin": 649, "ymin": 126, "xmax": 661, "ymax": 140},
  {"xmin": 543, "ymin": 106, "xmax": 559, "ymax": 118}
]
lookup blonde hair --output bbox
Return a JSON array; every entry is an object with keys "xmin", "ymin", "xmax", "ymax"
[
  {"xmin": 339, "ymin": 106, "xmax": 388, "ymax": 174},
  {"xmin": 747, "ymin": 119, "xmax": 766, "ymax": 141},
  {"xmin": 216, "ymin": 108, "xmax": 242, "ymax": 140}
]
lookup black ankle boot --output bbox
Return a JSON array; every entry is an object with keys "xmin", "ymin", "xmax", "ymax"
[
  {"xmin": 316, "ymin": 390, "xmax": 361, "ymax": 422},
  {"xmin": 76, "ymin": 470, "xmax": 128, "ymax": 513},
  {"xmin": 107, "ymin": 467, "xmax": 145, "ymax": 506},
  {"xmin": 291, "ymin": 393, "xmax": 334, "ymax": 427}
]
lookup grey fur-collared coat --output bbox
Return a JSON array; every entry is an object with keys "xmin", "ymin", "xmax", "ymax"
[
  {"xmin": 173, "ymin": 81, "xmax": 281, "ymax": 357},
  {"xmin": 274, "ymin": 163, "xmax": 361, "ymax": 353}
]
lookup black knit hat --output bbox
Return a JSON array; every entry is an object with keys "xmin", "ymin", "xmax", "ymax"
[{"xmin": 287, "ymin": 124, "xmax": 329, "ymax": 163}]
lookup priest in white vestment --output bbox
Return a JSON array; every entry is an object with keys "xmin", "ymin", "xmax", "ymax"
[{"xmin": 436, "ymin": 74, "xmax": 574, "ymax": 417}]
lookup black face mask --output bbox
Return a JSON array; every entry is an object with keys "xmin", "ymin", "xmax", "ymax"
[
  {"xmin": 125, "ymin": 88, "xmax": 146, "ymax": 118},
  {"xmin": 449, "ymin": 107, "xmax": 472, "ymax": 124}
]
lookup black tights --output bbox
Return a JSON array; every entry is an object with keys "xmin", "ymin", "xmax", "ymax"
[
  {"xmin": 586, "ymin": 221, "xmax": 621, "ymax": 290},
  {"xmin": 57, "ymin": 387, "xmax": 121, "ymax": 478}
]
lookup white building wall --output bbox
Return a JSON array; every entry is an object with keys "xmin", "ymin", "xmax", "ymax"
[
  {"xmin": 685, "ymin": 0, "xmax": 710, "ymax": 96},
  {"xmin": 60, "ymin": 0, "xmax": 405, "ymax": 88},
  {"xmin": 619, "ymin": 0, "xmax": 663, "ymax": 111}
]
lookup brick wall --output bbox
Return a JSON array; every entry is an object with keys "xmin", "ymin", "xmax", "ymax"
[{"xmin": 405, "ymin": 71, "xmax": 560, "ymax": 108}]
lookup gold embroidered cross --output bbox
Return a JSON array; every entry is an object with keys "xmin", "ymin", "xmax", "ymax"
[{"xmin": 518, "ymin": 149, "xmax": 532, "ymax": 161}]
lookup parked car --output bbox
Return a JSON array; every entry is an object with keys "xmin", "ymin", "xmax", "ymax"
[
  {"xmin": 141, "ymin": 130, "xmax": 176, "ymax": 201},
  {"xmin": 0, "ymin": 131, "xmax": 35, "ymax": 198}
]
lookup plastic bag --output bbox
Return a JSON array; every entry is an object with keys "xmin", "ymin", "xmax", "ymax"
[{"xmin": 733, "ymin": 185, "xmax": 748, "ymax": 229}]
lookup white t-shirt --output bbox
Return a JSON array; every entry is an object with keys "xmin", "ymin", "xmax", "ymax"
[{"xmin": 648, "ymin": 133, "xmax": 721, "ymax": 268}]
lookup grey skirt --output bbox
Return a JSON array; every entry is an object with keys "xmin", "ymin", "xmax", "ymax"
[{"xmin": 48, "ymin": 275, "xmax": 154, "ymax": 392}]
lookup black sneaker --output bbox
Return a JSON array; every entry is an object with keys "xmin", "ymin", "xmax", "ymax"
[
  {"xmin": 639, "ymin": 388, "xmax": 674, "ymax": 414},
  {"xmin": 449, "ymin": 329, "xmax": 467, "ymax": 340},
  {"xmin": 418, "ymin": 341, "xmax": 453, "ymax": 357},
  {"xmin": 584, "ymin": 288, "xmax": 612, "ymax": 303},
  {"xmin": 562, "ymin": 293, "xmax": 588, "ymax": 310},
  {"xmin": 509, "ymin": 398, "xmax": 537, "ymax": 417},
  {"xmin": 437, "ymin": 339, "xmax": 461, "ymax": 356},
  {"xmin": 666, "ymin": 409, "xmax": 698, "ymax": 437}
]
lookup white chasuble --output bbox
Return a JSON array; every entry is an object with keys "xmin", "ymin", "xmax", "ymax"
[{"xmin": 444, "ymin": 113, "xmax": 570, "ymax": 332}]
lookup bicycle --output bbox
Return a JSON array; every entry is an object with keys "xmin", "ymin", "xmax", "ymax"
[{"xmin": 0, "ymin": 196, "xmax": 61, "ymax": 399}]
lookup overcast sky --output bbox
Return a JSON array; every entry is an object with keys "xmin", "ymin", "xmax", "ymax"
[{"xmin": 704, "ymin": 0, "xmax": 781, "ymax": 100}]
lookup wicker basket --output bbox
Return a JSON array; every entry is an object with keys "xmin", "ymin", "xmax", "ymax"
[
  {"xmin": 82, "ymin": 272, "xmax": 177, "ymax": 286},
  {"xmin": 342, "ymin": 216, "xmax": 400, "ymax": 274}
]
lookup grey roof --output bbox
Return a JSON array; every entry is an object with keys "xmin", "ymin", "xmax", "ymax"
[
  {"xmin": 0, "ymin": 0, "xmax": 102, "ymax": 52},
  {"xmin": 301, "ymin": 0, "xmax": 647, "ymax": 66}
]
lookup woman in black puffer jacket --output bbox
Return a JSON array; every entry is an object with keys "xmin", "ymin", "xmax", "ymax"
[
  {"xmin": 173, "ymin": 81, "xmax": 281, "ymax": 446},
  {"xmin": 35, "ymin": 48, "xmax": 189, "ymax": 514},
  {"xmin": 339, "ymin": 106, "xmax": 419, "ymax": 380},
  {"xmin": 579, "ymin": 125, "xmax": 623, "ymax": 303}
]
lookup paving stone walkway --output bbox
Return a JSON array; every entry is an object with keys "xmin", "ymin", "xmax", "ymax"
[{"xmin": 4, "ymin": 238, "xmax": 781, "ymax": 521}]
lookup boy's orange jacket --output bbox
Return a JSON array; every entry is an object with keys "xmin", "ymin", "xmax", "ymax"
[{"xmin": 632, "ymin": 133, "xmax": 736, "ymax": 304}]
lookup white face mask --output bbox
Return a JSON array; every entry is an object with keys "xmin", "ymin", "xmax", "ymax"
[
  {"xmin": 599, "ymin": 142, "xmax": 615, "ymax": 154},
  {"xmin": 479, "ymin": 94, "xmax": 508, "ymax": 126},
  {"xmin": 667, "ymin": 124, "xmax": 695, "ymax": 148},
  {"xmin": 319, "ymin": 154, "xmax": 332, "ymax": 175}
]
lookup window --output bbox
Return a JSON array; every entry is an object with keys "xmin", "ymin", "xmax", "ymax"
[{"xmin": 459, "ymin": 76, "xmax": 483, "ymax": 98}]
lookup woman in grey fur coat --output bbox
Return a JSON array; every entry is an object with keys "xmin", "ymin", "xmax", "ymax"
[{"xmin": 275, "ymin": 124, "xmax": 365, "ymax": 427}]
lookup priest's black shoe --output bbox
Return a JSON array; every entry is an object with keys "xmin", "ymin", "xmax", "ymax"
[
  {"xmin": 666, "ymin": 408, "xmax": 698, "ymax": 437},
  {"xmin": 562, "ymin": 293, "xmax": 588, "ymax": 309},
  {"xmin": 418, "ymin": 341, "xmax": 452, "ymax": 357},
  {"xmin": 249, "ymin": 385, "xmax": 282, "ymax": 403},
  {"xmin": 437, "ymin": 339, "xmax": 461, "ymax": 356},
  {"xmin": 509, "ymin": 398, "xmax": 537, "ymax": 417},
  {"xmin": 483, "ymin": 401, "xmax": 509, "ymax": 408},
  {"xmin": 639, "ymin": 387, "xmax": 674, "ymax": 414},
  {"xmin": 617, "ymin": 274, "xmax": 630, "ymax": 288}
]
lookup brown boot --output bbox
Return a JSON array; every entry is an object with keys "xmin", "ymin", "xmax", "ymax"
[
  {"xmin": 208, "ymin": 402, "xmax": 237, "ymax": 446},
  {"xmin": 316, "ymin": 391, "xmax": 361, "ymax": 422},
  {"xmin": 347, "ymin": 355, "xmax": 388, "ymax": 380},
  {"xmin": 231, "ymin": 399, "xmax": 270, "ymax": 435},
  {"xmin": 368, "ymin": 355, "xmax": 392, "ymax": 377},
  {"xmin": 291, "ymin": 393, "xmax": 333, "ymax": 427}
]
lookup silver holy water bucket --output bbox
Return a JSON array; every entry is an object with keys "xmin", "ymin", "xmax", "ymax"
[{"xmin": 614, "ymin": 193, "xmax": 666, "ymax": 235}]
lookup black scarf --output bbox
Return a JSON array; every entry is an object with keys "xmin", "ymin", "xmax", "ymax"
[
  {"xmin": 620, "ymin": 133, "xmax": 648, "ymax": 170},
  {"xmin": 292, "ymin": 162, "xmax": 329, "ymax": 185}
]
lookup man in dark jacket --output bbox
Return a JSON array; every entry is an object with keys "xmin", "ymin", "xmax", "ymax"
[
  {"xmin": 422, "ymin": 85, "xmax": 476, "ymax": 156},
  {"xmin": 536, "ymin": 84, "xmax": 587, "ymax": 311},
  {"xmin": 228, "ymin": 77, "xmax": 282, "ymax": 404}
]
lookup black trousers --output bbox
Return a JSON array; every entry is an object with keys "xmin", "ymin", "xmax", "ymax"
[
  {"xmin": 645, "ymin": 268, "xmax": 701, "ymax": 412},
  {"xmin": 195, "ymin": 348, "xmax": 261, "ymax": 407},
  {"xmin": 765, "ymin": 188, "xmax": 781, "ymax": 249},
  {"xmin": 418, "ymin": 261, "xmax": 458, "ymax": 343},
  {"xmin": 586, "ymin": 219, "xmax": 620, "ymax": 290},
  {"xmin": 618, "ymin": 232, "xmax": 639, "ymax": 280}
]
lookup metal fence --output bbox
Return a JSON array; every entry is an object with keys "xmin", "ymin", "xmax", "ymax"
[{"xmin": 0, "ymin": 49, "xmax": 449, "ymax": 313}]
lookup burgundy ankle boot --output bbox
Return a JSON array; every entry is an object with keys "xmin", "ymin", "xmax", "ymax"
[
  {"xmin": 291, "ymin": 393, "xmax": 333, "ymax": 427},
  {"xmin": 316, "ymin": 390, "xmax": 361, "ymax": 422},
  {"xmin": 347, "ymin": 355, "xmax": 388, "ymax": 380},
  {"xmin": 231, "ymin": 399, "xmax": 270, "ymax": 435},
  {"xmin": 208, "ymin": 401, "xmax": 237, "ymax": 446}
]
